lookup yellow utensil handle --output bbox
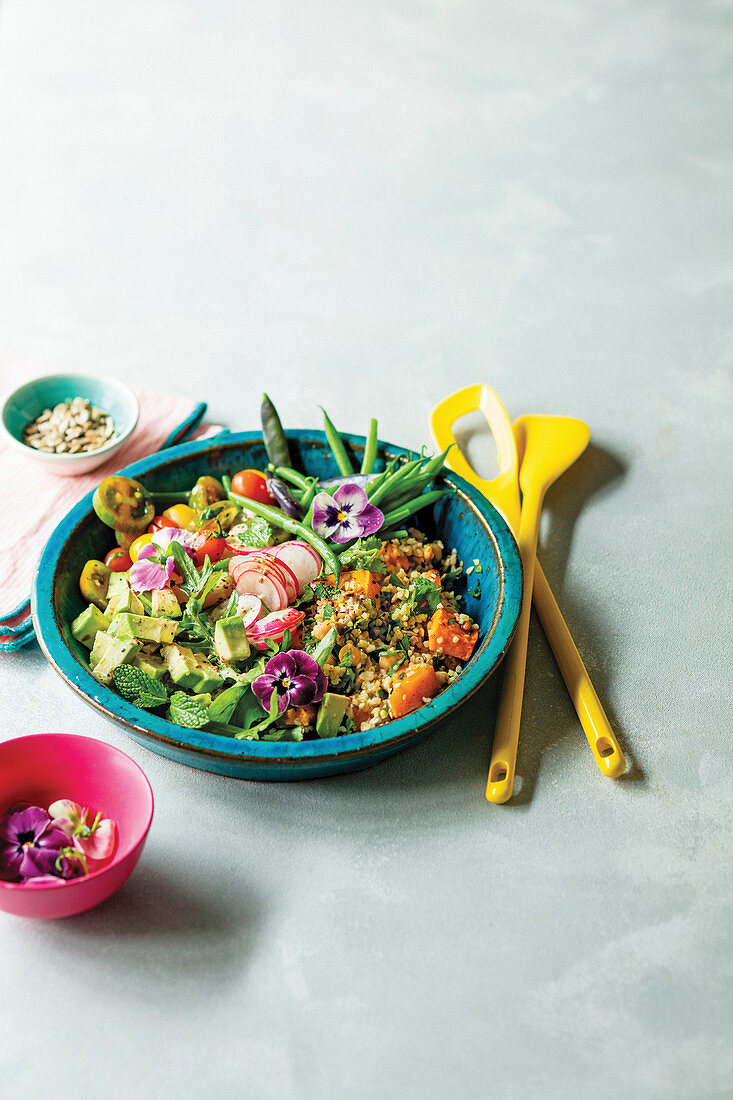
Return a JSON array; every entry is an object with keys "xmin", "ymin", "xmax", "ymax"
[
  {"xmin": 532, "ymin": 562, "xmax": 626, "ymax": 778},
  {"xmin": 486, "ymin": 496, "xmax": 541, "ymax": 804}
]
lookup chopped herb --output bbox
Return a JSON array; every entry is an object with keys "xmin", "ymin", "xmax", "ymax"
[
  {"xmin": 338, "ymin": 536, "xmax": 387, "ymax": 574},
  {"xmin": 469, "ymin": 579, "xmax": 482, "ymax": 598},
  {"xmin": 340, "ymin": 650, "xmax": 353, "ymax": 668},
  {"xmin": 322, "ymin": 604, "xmax": 334, "ymax": 621},
  {"xmin": 388, "ymin": 573, "xmax": 406, "ymax": 588},
  {"xmin": 408, "ymin": 575, "xmax": 442, "ymax": 615},
  {"xmin": 312, "ymin": 582, "xmax": 337, "ymax": 600},
  {"xmin": 235, "ymin": 516, "xmax": 272, "ymax": 548}
]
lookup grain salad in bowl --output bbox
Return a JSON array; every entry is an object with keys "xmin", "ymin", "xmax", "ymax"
[{"xmin": 67, "ymin": 397, "xmax": 482, "ymax": 743}]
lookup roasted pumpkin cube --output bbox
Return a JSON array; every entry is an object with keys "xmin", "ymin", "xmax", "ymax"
[
  {"xmin": 427, "ymin": 606, "xmax": 477, "ymax": 661},
  {"xmin": 388, "ymin": 664, "xmax": 441, "ymax": 718},
  {"xmin": 339, "ymin": 570, "xmax": 382, "ymax": 599}
]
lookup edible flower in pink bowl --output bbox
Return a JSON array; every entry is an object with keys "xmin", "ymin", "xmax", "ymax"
[{"xmin": 0, "ymin": 733, "xmax": 153, "ymax": 919}]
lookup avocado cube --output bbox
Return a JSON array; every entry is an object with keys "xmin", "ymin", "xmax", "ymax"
[
  {"xmin": 161, "ymin": 643, "xmax": 201, "ymax": 690},
  {"xmin": 106, "ymin": 571, "xmax": 130, "ymax": 600},
  {"xmin": 90, "ymin": 630, "xmax": 114, "ymax": 669},
  {"xmin": 316, "ymin": 692, "xmax": 349, "ymax": 738},
  {"xmin": 191, "ymin": 655, "xmax": 223, "ymax": 694},
  {"xmin": 92, "ymin": 637, "xmax": 141, "ymax": 685},
  {"xmin": 71, "ymin": 604, "xmax": 111, "ymax": 649},
  {"xmin": 132, "ymin": 653, "xmax": 168, "ymax": 681},
  {"xmin": 112, "ymin": 586, "xmax": 145, "ymax": 616},
  {"xmin": 109, "ymin": 613, "xmax": 178, "ymax": 645},
  {"xmin": 214, "ymin": 616, "xmax": 250, "ymax": 663},
  {"xmin": 151, "ymin": 587, "xmax": 182, "ymax": 619}
]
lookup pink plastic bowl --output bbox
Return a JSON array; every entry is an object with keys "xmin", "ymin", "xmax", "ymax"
[{"xmin": 0, "ymin": 733, "xmax": 154, "ymax": 919}]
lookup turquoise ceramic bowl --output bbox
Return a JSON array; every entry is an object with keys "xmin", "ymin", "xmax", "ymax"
[
  {"xmin": 1, "ymin": 373, "xmax": 139, "ymax": 476},
  {"xmin": 32, "ymin": 431, "xmax": 523, "ymax": 780}
]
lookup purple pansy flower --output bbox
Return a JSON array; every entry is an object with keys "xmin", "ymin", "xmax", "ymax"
[
  {"xmin": 311, "ymin": 483, "xmax": 384, "ymax": 544},
  {"xmin": 0, "ymin": 803, "xmax": 82, "ymax": 883},
  {"xmin": 253, "ymin": 650, "xmax": 327, "ymax": 715}
]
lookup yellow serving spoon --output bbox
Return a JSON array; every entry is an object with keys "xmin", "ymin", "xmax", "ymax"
[{"xmin": 431, "ymin": 386, "xmax": 626, "ymax": 795}]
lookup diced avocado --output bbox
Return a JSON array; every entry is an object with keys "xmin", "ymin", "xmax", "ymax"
[
  {"xmin": 151, "ymin": 587, "xmax": 182, "ymax": 619},
  {"xmin": 71, "ymin": 604, "xmax": 111, "ymax": 649},
  {"xmin": 132, "ymin": 653, "xmax": 168, "ymax": 681},
  {"xmin": 191, "ymin": 693, "xmax": 213, "ymax": 709},
  {"xmin": 214, "ymin": 616, "xmax": 250, "ymax": 663},
  {"xmin": 316, "ymin": 692, "xmax": 349, "ymax": 738},
  {"xmin": 109, "ymin": 613, "xmax": 178, "ymax": 645},
  {"xmin": 112, "ymin": 586, "xmax": 144, "ymax": 616},
  {"xmin": 161, "ymin": 643, "xmax": 202, "ymax": 690},
  {"xmin": 90, "ymin": 630, "xmax": 114, "ymax": 669},
  {"xmin": 91, "ymin": 637, "xmax": 141, "ymax": 685},
  {"xmin": 106, "ymin": 571, "xmax": 130, "ymax": 600},
  {"xmin": 190, "ymin": 654, "xmax": 223, "ymax": 694}
]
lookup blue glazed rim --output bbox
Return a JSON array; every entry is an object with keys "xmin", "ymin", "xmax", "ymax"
[{"xmin": 32, "ymin": 430, "xmax": 523, "ymax": 775}]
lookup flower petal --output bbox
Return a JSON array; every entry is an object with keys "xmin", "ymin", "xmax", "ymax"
[
  {"xmin": 353, "ymin": 503, "xmax": 385, "ymax": 537},
  {"xmin": 129, "ymin": 555, "xmax": 176, "ymax": 593},
  {"xmin": 329, "ymin": 517, "xmax": 359, "ymax": 544},
  {"xmin": 48, "ymin": 798, "xmax": 81, "ymax": 822},
  {"xmin": 76, "ymin": 819, "xmax": 117, "ymax": 861},
  {"xmin": 311, "ymin": 493, "xmax": 342, "ymax": 537},
  {"xmin": 151, "ymin": 527, "xmax": 196, "ymax": 554},
  {"xmin": 333, "ymin": 483, "xmax": 369, "ymax": 513}
]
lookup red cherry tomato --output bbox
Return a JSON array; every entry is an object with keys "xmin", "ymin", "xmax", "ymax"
[
  {"xmin": 147, "ymin": 514, "xmax": 178, "ymax": 535},
  {"xmin": 192, "ymin": 531, "xmax": 229, "ymax": 570},
  {"xmin": 230, "ymin": 469, "xmax": 272, "ymax": 505},
  {"xmin": 104, "ymin": 547, "xmax": 133, "ymax": 572}
]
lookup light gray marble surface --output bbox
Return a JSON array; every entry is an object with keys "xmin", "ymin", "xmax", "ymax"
[{"xmin": 0, "ymin": 2, "xmax": 731, "ymax": 1098}]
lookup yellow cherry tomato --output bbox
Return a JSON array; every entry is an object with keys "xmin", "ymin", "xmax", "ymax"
[
  {"xmin": 163, "ymin": 504, "xmax": 198, "ymax": 531},
  {"xmin": 129, "ymin": 533, "xmax": 154, "ymax": 563}
]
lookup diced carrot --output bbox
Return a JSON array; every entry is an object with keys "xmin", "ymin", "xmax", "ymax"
[
  {"xmin": 339, "ymin": 570, "xmax": 382, "ymax": 599},
  {"xmin": 427, "ymin": 607, "xmax": 478, "ymax": 661},
  {"xmin": 424, "ymin": 569, "xmax": 441, "ymax": 588},
  {"xmin": 388, "ymin": 664, "xmax": 441, "ymax": 718}
]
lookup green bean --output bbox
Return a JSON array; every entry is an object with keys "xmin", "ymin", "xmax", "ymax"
[
  {"xmin": 301, "ymin": 478, "xmax": 319, "ymax": 510},
  {"xmin": 382, "ymin": 474, "xmax": 437, "ymax": 512},
  {"xmin": 321, "ymin": 408, "xmax": 354, "ymax": 476},
  {"xmin": 147, "ymin": 489, "xmax": 195, "ymax": 502},
  {"xmin": 272, "ymin": 466, "xmax": 311, "ymax": 492},
  {"xmin": 369, "ymin": 457, "xmax": 424, "ymax": 506},
  {"xmin": 360, "ymin": 418, "xmax": 378, "ymax": 475},
  {"xmin": 261, "ymin": 393, "xmax": 292, "ymax": 468},
  {"xmin": 226, "ymin": 488, "xmax": 341, "ymax": 581},
  {"xmin": 380, "ymin": 488, "xmax": 452, "ymax": 528},
  {"xmin": 420, "ymin": 445, "xmax": 453, "ymax": 480}
]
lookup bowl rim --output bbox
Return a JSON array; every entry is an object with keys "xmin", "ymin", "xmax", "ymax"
[
  {"xmin": 0, "ymin": 732, "xmax": 154, "ymax": 892},
  {"xmin": 0, "ymin": 372, "xmax": 140, "ymax": 464},
  {"xmin": 32, "ymin": 429, "xmax": 523, "ymax": 770}
]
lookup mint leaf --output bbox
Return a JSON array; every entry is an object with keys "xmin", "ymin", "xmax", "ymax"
[
  {"xmin": 167, "ymin": 691, "xmax": 210, "ymax": 729},
  {"xmin": 236, "ymin": 516, "xmax": 272, "ymax": 548},
  {"xmin": 112, "ymin": 665, "xmax": 168, "ymax": 708},
  {"xmin": 311, "ymin": 582, "xmax": 336, "ymax": 600}
]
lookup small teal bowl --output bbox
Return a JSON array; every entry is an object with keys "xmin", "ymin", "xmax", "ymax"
[
  {"xmin": 1, "ymin": 373, "xmax": 139, "ymax": 477},
  {"xmin": 31, "ymin": 431, "xmax": 523, "ymax": 780}
]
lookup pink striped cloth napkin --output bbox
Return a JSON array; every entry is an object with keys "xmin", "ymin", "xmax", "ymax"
[{"xmin": 0, "ymin": 388, "xmax": 224, "ymax": 649}]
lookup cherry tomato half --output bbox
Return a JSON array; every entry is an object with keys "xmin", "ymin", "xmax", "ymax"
[
  {"xmin": 129, "ymin": 533, "xmax": 155, "ymax": 563},
  {"xmin": 79, "ymin": 560, "xmax": 110, "ymax": 610},
  {"xmin": 230, "ymin": 469, "xmax": 272, "ymax": 506},
  {"xmin": 93, "ymin": 476, "xmax": 154, "ymax": 534},
  {"xmin": 191, "ymin": 529, "xmax": 230, "ymax": 570},
  {"xmin": 189, "ymin": 476, "xmax": 225, "ymax": 513},
  {"xmin": 148, "ymin": 514, "xmax": 178, "ymax": 534},
  {"xmin": 162, "ymin": 504, "xmax": 199, "ymax": 531},
  {"xmin": 104, "ymin": 547, "xmax": 133, "ymax": 572}
]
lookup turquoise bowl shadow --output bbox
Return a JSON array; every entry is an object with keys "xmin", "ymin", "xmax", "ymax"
[{"xmin": 32, "ymin": 430, "xmax": 522, "ymax": 780}]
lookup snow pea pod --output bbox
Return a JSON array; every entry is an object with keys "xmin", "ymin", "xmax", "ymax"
[
  {"xmin": 321, "ymin": 408, "xmax": 354, "ymax": 476},
  {"xmin": 261, "ymin": 393, "xmax": 292, "ymax": 468},
  {"xmin": 266, "ymin": 474, "xmax": 304, "ymax": 519}
]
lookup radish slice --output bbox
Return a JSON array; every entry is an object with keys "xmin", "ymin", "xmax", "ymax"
[
  {"xmin": 276, "ymin": 540, "xmax": 321, "ymax": 568},
  {"xmin": 247, "ymin": 608, "xmax": 305, "ymax": 648},
  {"xmin": 233, "ymin": 569, "xmax": 288, "ymax": 613},
  {"xmin": 270, "ymin": 557, "xmax": 299, "ymax": 603},
  {"xmin": 272, "ymin": 543, "xmax": 322, "ymax": 594},
  {"xmin": 237, "ymin": 593, "xmax": 263, "ymax": 627}
]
